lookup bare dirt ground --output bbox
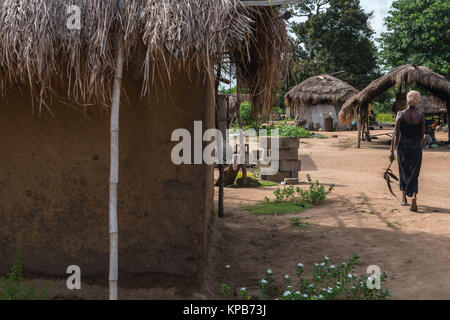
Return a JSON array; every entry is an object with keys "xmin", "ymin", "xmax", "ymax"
[
  {"xmin": 21, "ymin": 129, "xmax": 449, "ymax": 300},
  {"xmin": 204, "ymin": 129, "xmax": 450, "ymax": 300}
]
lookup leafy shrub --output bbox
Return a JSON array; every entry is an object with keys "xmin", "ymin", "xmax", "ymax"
[
  {"xmin": 239, "ymin": 102, "xmax": 252, "ymax": 125},
  {"xmin": 297, "ymin": 175, "xmax": 335, "ymax": 204},
  {"xmin": 0, "ymin": 249, "xmax": 50, "ymax": 300},
  {"xmin": 223, "ymin": 255, "xmax": 391, "ymax": 300},
  {"xmin": 274, "ymin": 175, "xmax": 335, "ymax": 204},
  {"xmin": 273, "ymin": 125, "xmax": 312, "ymax": 138},
  {"xmin": 220, "ymin": 283, "xmax": 231, "ymax": 296}
]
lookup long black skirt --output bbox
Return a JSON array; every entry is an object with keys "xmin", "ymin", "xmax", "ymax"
[{"xmin": 397, "ymin": 142, "xmax": 422, "ymax": 197}]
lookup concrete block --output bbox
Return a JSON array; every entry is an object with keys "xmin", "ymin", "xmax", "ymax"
[
  {"xmin": 279, "ymin": 160, "xmax": 301, "ymax": 172},
  {"xmin": 284, "ymin": 178, "xmax": 299, "ymax": 185},
  {"xmin": 263, "ymin": 137, "xmax": 300, "ymax": 149},
  {"xmin": 262, "ymin": 170, "xmax": 298, "ymax": 183},
  {"xmin": 270, "ymin": 148, "xmax": 299, "ymax": 160}
]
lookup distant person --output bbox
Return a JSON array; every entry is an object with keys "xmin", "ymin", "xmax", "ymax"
[{"xmin": 390, "ymin": 91, "xmax": 425, "ymax": 211}]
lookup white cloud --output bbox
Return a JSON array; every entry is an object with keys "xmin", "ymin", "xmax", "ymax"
[{"xmin": 360, "ymin": 0, "xmax": 394, "ymax": 37}]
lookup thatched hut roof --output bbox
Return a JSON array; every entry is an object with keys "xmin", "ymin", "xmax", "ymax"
[
  {"xmin": 284, "ymin": 75, "xmax": 358, "ymax": 110},
  {"xmin": 339, "ymin": 65, "xmax": 450, "ymax": 124},
  {"xmin": 417, "ymin": 96, "xmax": 448, "ymax": 115},
  {"xmin": 0, "ymin": 0, "xmax": 288, "ymax": 113}
]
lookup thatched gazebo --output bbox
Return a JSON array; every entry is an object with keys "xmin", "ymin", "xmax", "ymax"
[
  {"xmin": 417, "ymin": 96, "xmax": 448, "ymax": 117},
  {"xmin": 0, "ymin": 0, "xmax": 288, "ymax": 297},
  {"xmin": 284, "ymin": 75, "xmax": 358, "ymax": 130},
  {"xmin": 339, "ymin": 65, "xmax": 450, "ymax": 146}
]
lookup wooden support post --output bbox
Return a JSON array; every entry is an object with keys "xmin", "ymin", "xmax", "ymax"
[
  {"xmin": 236, "ymin": 76, "xmax": 247, "ymax": 186},
  {"xmin": 355, "ymin": 107, "xmax": 361, "ymax": 149},
  {"xmin": 215, "ymin": 63, "xmax": 224, "ymax": 219},
  {"xmin": 109, "ymin": 0, "xmax": 125, "ymax": 301}
]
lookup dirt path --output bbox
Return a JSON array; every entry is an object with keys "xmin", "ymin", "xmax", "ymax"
[{"xmin": 205, "ymin": 129, "xmax": 450, "ymax": 300}]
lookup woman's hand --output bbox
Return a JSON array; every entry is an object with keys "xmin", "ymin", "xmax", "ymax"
[{"xmin": 389, "ymin": 151, "xmax": 395, "ymax": 162}]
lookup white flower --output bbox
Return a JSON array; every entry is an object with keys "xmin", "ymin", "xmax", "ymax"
[
  {"xmin": 303, "ymin": 294, "xmax": 308, "ymax": 298},
  {"xmin": 287, "ymin": 286, "xmax": 292, "ymax": 289},
  {"xmin": 320, "ymin": 262, "xmax": 325, "ymax": 266},
  {"xmin": 314, "ymin": 263, "xmax": 318, "ymax": 266},
  {"xmin": 283, "ymin": 291, "xmax": 291, "ymax": 297},
  {"xmin": 324, "ymin": 256, "xmax": 329, "ymax": 260},
  {"xmin": 330, "ymin": 265, "xmax": 335, "ymax": 269},
  {"xmin": 348, "ymin": 274, "xmax": 353, "ymax": 279},
  {"xmin": 295, "ymin": 291, "xmax": 301, "ymax": 295},
  {"xmin": 327, "ymin": 289, "xmax": 332, "ymax": 293},
  {"xmin": 309, "ymin": 284, "xmax": 314, "ymax": 288},
  {"xmin": 319, "ymin": 295, "xmax": 324, "ymax": 299},
  {"xmin": 240, "ymin": 288, "xmax": 246, "ymax": 292},
  {"xmin": 284, "ymin": 274, "xmax": 290, "ymax": 279},
  {"xmin": 261, "ymin": 279, "xmax": 268, "ymax": 284},
  {"xmin": 336, "ymin": 281, "xmax": 341, "ymax": 285},
  {"xmin": 281, "ymin": 181, "xmax": 286, "ymax": 185},
  {"xmin": 267, "ymin": 269, "xmax": 273, "ymax": 274},
  {"xmin": 297, "ymin": 263, "xmax": 304, "ymax": 268}
]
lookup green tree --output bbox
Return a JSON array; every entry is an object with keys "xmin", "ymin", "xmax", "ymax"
[
  {"xmin": 379, "ymin": 0, "xmax": 450, "ymax": 77},
  {"xmin": 288, "ymin": 0, "xmax": 380, "ymax": 90}
]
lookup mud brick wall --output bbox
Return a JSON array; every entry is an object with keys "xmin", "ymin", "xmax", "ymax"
[{"xmin": 0, "ymin": 67, "xmax": 215, "ymax": 291}]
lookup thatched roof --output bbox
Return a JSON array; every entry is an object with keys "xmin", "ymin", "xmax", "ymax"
[
  {"xmin": 284, "ymin": 75, "xmax": 358, "ymax": 109},
  {"xmin": 339, "ymin": 65, "xmax": 450, "ymax": 124},
  {"xmin": 0, "ymin": 0, "xmax": 288, "ymax": 113},
  {"xmin": 417, "ymin": 96, "xmax": 448, "ymax": 115}
]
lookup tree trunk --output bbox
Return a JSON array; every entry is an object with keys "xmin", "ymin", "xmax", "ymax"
[{"xmin": 109, "ymin": 0, "xmax": 125, "ymax": 301}]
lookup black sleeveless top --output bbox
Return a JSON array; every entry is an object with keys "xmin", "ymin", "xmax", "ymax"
[{"xmin": 399, "ymin": 115, "xmax": 423, "ymax": 145}]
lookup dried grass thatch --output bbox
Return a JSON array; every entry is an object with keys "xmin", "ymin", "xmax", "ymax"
[
  {"xmin": 0, "ymin": 0, "xmax": 257, "ymax": 112},
  {"xmin": 417, "ymin": 96, "xmax": 448, "ymax": 115},
  {"xmin": 339, "ymin": 65, "xmax": 450, "ymax": 125},
  {"xmin": 232, "ymin": 5, "xmax": 290, "ymax": 118},
  {"xmin": 284, "ymin": 75, "xmax": 358, "ymax": 110}
]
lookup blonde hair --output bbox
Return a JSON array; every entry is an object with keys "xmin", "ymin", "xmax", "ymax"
[{"xmin": 407, "ymin": 90, "xmax": 422, "ymax": 107}]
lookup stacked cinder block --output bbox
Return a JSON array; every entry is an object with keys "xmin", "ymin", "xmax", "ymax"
[{"xmin": 261, "ymin": 137, "xmax": 301, "ymax": 183}]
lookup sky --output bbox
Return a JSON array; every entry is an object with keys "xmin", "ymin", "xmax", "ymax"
[{"xmin": 359, "ymin": 0, "xmax": 393, "ymax": 38}]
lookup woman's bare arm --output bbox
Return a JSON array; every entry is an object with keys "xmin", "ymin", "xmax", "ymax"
[{"xmin": 390, "ymin": 112, "xmax": 402, "ymax": 160}]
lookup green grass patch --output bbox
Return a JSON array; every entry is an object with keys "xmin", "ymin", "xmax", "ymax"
[
  {"xmin": 258, "ymin": 180, "xmax": 279, "ymax": 187},
  {"xmin": 242, "ymin": 201, "xmax": 313, "ymax": 215},
  {"xmin": 376, "ymin": 113, "xmax": 396, "ymax": 123}
]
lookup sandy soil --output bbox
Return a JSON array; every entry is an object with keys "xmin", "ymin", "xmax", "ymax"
[{"xmin": 204, "ymin": 129, "xmax": 450, "ymax": 300}]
